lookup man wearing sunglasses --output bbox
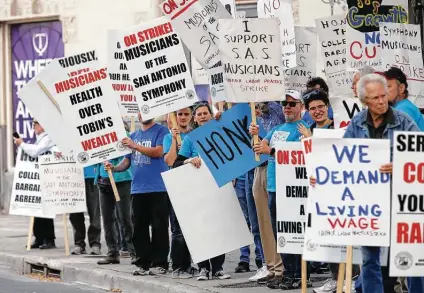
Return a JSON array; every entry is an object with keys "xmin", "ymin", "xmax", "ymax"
[{"xmin": 250, "ymin": 90, "xmax": 311, "ymax": 290}]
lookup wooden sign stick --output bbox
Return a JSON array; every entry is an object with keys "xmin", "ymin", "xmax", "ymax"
[
  {"xmin": 344, "ymin": 246, "xmax": 354, "ymax": 293},
  {"xmin": 336, "ymin": 263, "xmax": 346, "ymax": 293},
  {"xmin": 227, "ymin": 102, "xmax": 233, "ymax": 109},
  {"xmin": 26, "ymin": 217, "xmax": 35, "ymax": 251},
  {"xmin": 301, "ymin": 258, "xmax": 307, "ymax": 293},
  {"xmin": 63, "ymin": 214, "xmax": 70, "ymax": 256},
  {"xmin": 37, "ymin": 80, "xmax": 61, "ymax": 113},
  {"xmin": 107, "ymin": 169, "xmax": 121, "ymax": 202},
  {"xmin": 169, "ymin": 113, "xmax": 182, "ymax": 145},
  {"xmin": 130, "ymin": 116, "xmax": 136, "ymax": 133},
  {"xmin": 250, "ymin": 102, "xmax": 260, "ymax": 161}
]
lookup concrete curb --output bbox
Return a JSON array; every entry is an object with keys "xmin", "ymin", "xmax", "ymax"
[{"xmin": 0, "ymin": 252, "xmax": 217, "ymax": 293}]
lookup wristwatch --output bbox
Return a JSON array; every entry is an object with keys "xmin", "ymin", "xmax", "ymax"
[{"xmin": 269, "ymin": 148, "xmax": 276, "ymax": 156}]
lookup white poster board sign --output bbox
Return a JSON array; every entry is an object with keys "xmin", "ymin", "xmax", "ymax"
[
  {"xmin": 305, "ymin": 138, "xmax": 391, "ymax": 247},
  {"xmin": 218, "ymin": 18, "xmax": 285, "ymax": 102},
  {"xmin": 257, "ymin": 0, "xmax": 296, "ymax": 69},
  {"xmin": 120, "ymin": 17, "xmax": 198, "ymax": 120},
  {"xmin": 380, "ymin": 23, "xmax": 424, "ymax": 106},
  {"xmin": 160, "ymin": 0, "xmax": 232, "ymax": 69},
  {"xmin": 39, "ymin": 55, "xmax": 131, "ymax": 166},
  {"xmin": 9, "ymin": 148, "xmax": 55, "ymax": 219},
  {"xmin": 331, "ymin": 97, "xmax": 362, "ymax": 129},
  {"xmin": 285, "ymin": 27, "xmax": 317, "ymax": 93},
  {"xmin": 209, "ymin": 62, "xmax": 226, "ymax": 103},
  {"xmin": 346, "ymin": 0, "xmax": 408, "ymax": 70},
  {"xmin": 40, "ymin": 154, "xmax": 86, "ymax": 215},
  {"xmin": 390, "ymin": 132, "xmax": 424, "ymax": 276},
  {"xmin": 192, "ymin": 56, "xmax": 209, "ymax": 85},
  {"xmin": 316, "ymin": 15, "xmax": 353, "ymax": 95},
  {"xmin": 161, "ymin": 162, "xmax": 252, "ymax": 263},
  {"xmin": 276, "ymin": 142, "xmax": 308, "ymax": 254},
  {"xmin": 107, "ymin": 30, "xmax": 139, "ymax": 117}
]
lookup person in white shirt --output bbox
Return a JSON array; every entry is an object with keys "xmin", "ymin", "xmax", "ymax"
[{"xmin": 14, "ymin": 119, "xmax": 58, "ymax": 249}]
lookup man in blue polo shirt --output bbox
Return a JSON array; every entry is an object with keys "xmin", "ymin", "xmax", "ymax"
[{"xmin": 106, "ymin": 113, "xmax": 169, "ymax": 276}]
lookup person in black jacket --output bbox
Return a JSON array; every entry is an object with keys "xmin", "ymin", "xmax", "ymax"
[{"xmin": 297, "ymin": 89, "xmax": 334, "ymax": 138}]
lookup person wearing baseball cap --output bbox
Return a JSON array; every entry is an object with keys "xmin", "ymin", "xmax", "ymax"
[
  {"xmin": 383, "ymin": 67, "xmax": 424, "ymax": 130},
  {"xmin": 250, "ymin": 90, "xmax": 311, "ymax": 290}
]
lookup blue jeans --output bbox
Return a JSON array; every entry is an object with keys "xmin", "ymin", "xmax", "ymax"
[
  {"xmin": 268, "ymin": 191, "xmax": 304, "ymax": 278},
  {"xmin": 235, "ymin": 171, "xmax": 264, "ymax": 264}
]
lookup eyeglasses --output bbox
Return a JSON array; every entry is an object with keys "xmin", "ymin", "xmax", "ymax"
[
  {"xmin": 177, "ymin": 112, "xmax": 191, "ymax": 116},
  {"xmin": 282, "ymin": 101, "xmax": 301, "ymax": 107},
  {"xmin": 302, "ymin": 89, "xmax": 321, "ymax": 101},
  {"xmin": 309, "ymin": 104, "xmax": 327, "ymax": 112}
]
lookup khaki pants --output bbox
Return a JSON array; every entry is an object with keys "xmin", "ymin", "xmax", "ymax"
[{"xmin": 253, "ymin": 165, "xmax": 283, "ymax": 277}]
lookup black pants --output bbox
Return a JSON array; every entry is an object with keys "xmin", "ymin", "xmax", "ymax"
[
  {"xmin": 169, "ymin": 202, "xmax": 191, "ymax": 271},
  {"xmin": 69, "ymin": 178, "xmax": 101, "ymax": 249},
  {"xmin": 132, "ymin": 192, "xmax": 169, "ymax": 270},
  {"xmin": 198, "ymin": 254, "xmax": 225, "ymax": 275},
  {"xmin": 33, "ymin": 218, "xmax": 55, "ymax": 242},
  {"xmin": 99, "ymin": 180, "xmax": 134, "ymax": 256}
]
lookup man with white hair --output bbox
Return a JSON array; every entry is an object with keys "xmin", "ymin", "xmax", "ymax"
[{"xmin": 343, "ymin": 74, "xmax": 421, "ymax": 293}]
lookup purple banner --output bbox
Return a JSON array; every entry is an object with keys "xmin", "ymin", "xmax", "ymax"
[{"xmin": 11, "ymin": 21, "xmax": 64, "ymax": 143}]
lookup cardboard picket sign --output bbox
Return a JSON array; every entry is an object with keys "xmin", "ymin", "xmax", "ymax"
[
  {"xmin": 331, "ymin": 97, "xmax": 362, "ymax": 129},
  {"xmin": 161, "ymin": 162, "xmax": 252, "ymax": 263},
  {"xmin": 208, "ymin": 62, "xmax": 226, "ymax": 103},
  {"xmin": 119, "ymin": 16, "xmax": 198, "ymax": 120},
  {"xmin": 39, "ymin": 154, "xmax": 86, "ymax": 215},
  {"xmin": 218, "ymin": 18, "xmax": 285, "ymax": 103},
  {"xmin": 257, "ymin": 0, "xmax": 296, "ymax": 69},
  {"xmin": 107, "ymin": 30, "xmax": 139, "ymax": 117},
  {"xmin": 160, "ymin": 0, "xmax": 232, "ymax": 69},
  {"xmin": 380, "ymin": 23, "xmax": 424, "ymax": 106},
  {"xmin": 346, "ymin": 0, "xmax": 408, "ymax": 70},
  {"xmin": 285, "ymin": 27, "xmax": 317, "ymax": 93},
  {"xmin": 9, "ymin": 148, "xmax": 55, "ymax": 219},
  {"xmin": 36, "ymin": 54, "xmax": 131, "ymax": 166},
  {"xmin": 187, "ymin": 104, "xmax": 267, "ymax": 187}
]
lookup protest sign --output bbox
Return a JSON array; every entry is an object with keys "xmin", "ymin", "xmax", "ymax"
[
  {"xmin": 331, "ymin": 97, "xmax": 362, "ymax": 129},
  {"xmin": 285, "ymin": 27, "xmax": 317, "ymax": 93},
  {"xmin": 302, "ymin": 136, "xmax": 388, "ymax": 265},
  {"xmin": 40, "ymin": 154, "xmax": 86, "ymax": 215},
  {"xmin": 38, "ymin": 54, "xmax": 130, "ymax": 166},
  {"xmin": 192, "ymin": 56, "xmax": 209, "ymax": 85},
  {"xmin": 346, "ymin": 0, "xmax": 408, "ymax": 70},
  {"xmin": 161, "ymin": 162, "xmax": 252, "ymax": 263},
  {"xmin": 120, "ymin": 17, "xmax": 198, "ymax": 120},
  {"xmin": 220, "ymin": 0, "xmax": 236, "ymax": 16},
  {"xmin": 275, "ymin": 142, "xmax": 308, "ymax": 254},
  {"xmin": 208, "ymin": 61, "xmax": 226, "ymax": 103},
  {"xmin": 316, "ymin": 15, "xmax": 353, "ymax": 95},
  {"xmin": 390, "ymin": 132, "xmax": 424, "ymax": 276},
  {"xmin": 9, "ymin": 148, "xmax": 55, "ymax": 219},
  {"xmin": 380, "ymin": 23, "xmax": 424, "ymax": 106},
  {"xmin": 305, "ymin": 138, "xmax": 391, "ymax": 246},
  {"xmin": 160, "ymin": 0, "xmax": 232, "ymax": 69},
  {"xmin": 107, "ymin": 30, "xmax": 139, "ymax": 117},
  {"xmin": 218, "ymin": 18, "xmax": 285, "ymax": 102},
  {"xmin": 257, "ymin": 0, "xmax": 296, "ymax": 69},
  {"xmin": 188, "ymin": 104, "xmax": 267, "ymax": 187}
]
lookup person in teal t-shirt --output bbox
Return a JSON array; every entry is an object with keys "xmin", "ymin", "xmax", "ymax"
[
  {"xmin": 384, "ymin": 67, "xmax": 424, "ymax": 131},
  {"xmin": 250, "ymin": 90, "xmax": 311, "ymax": 289}
]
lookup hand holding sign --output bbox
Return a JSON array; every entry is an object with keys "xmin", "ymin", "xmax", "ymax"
[{"xmin": 122, "ymin": 137, "xmax": 137, "ymax": 149}]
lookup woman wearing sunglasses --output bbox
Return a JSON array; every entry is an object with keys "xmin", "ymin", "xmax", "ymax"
[
  {"xmin": 173, "ymin": 101, "xmax": 231, "ymax": 281},
  {"xmin": 297, "ymin": 89, "xmax": 334, "ymax": 138}
]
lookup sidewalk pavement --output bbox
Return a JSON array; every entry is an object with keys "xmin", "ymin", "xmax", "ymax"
[{"xmin": 0, "ymin": 214, "xmax": 329, "ymax": 293}]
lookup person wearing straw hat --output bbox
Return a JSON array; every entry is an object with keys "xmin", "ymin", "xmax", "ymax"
[{"xmin": 14, "ymin": 119, "xmax": 58, "ymax": 250}]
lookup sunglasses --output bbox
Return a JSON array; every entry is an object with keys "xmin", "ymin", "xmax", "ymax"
[
  {"xmin": 281, "ymin": 101, "xmax": 301, "ymax": 107},
  {"xmin": 302, "ymin": 89, "xmax": 321, "ymax": 101}
]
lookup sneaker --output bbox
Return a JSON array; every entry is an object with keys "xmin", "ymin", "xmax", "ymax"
[
  {"xmin": 213, "ymin": 270, "xmax": 231, "ymax": 280},
  {"xmin": 97, "ymin": 255, "xmax": 120, "ymax": 265},
  {"xmin": 234, "ymin": 261, "xmax": 250, "ymax": 273},
  {"xmin": 149, "ymin": 267, "xmax": 167, "ymax": 275},
  {"xmin": 91, "ymin": 246, "xmax": 101, "ymax": 255},
  {"xmin": 39, "ymin": 241, "xmax": 56, "ymax": 250},
  {"xmin": 343, "ymin": 280, "xmax": 356, "ymax": 293},
  {"xmin": 120, "ymin": 250, "xmax": 130, "ymax": 258},
  {"xmin": 292, "ymin": 278, "xmax": 312, "ymax": 289},
  {"xmin": 279, "ymin": 276, "xmax": 295, "ymax": 290},
  {"xmin": 267, "ymin": 275, "xmax": 283, "ymax": 289},
  {"xmin": 172, "ymin": 268, "xmax": 194, "ymax": 279},
  {"xmin": 133, "ymin": 267, "xmax": 149, "ymax": 276},
  {"xmin": 197, "ymin": 268, "xmax": 210, "ymax": 281},
  {"xmin": 71, "ymin": 246, "xmax": 87, "ymax": 255},
  {"xmin": 313, "ymin": 279, "xmax": 337, "ymax": 293},
  {"xmin": 249, "ymin": 266, "xmax": 270, "ymax": 282}
]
